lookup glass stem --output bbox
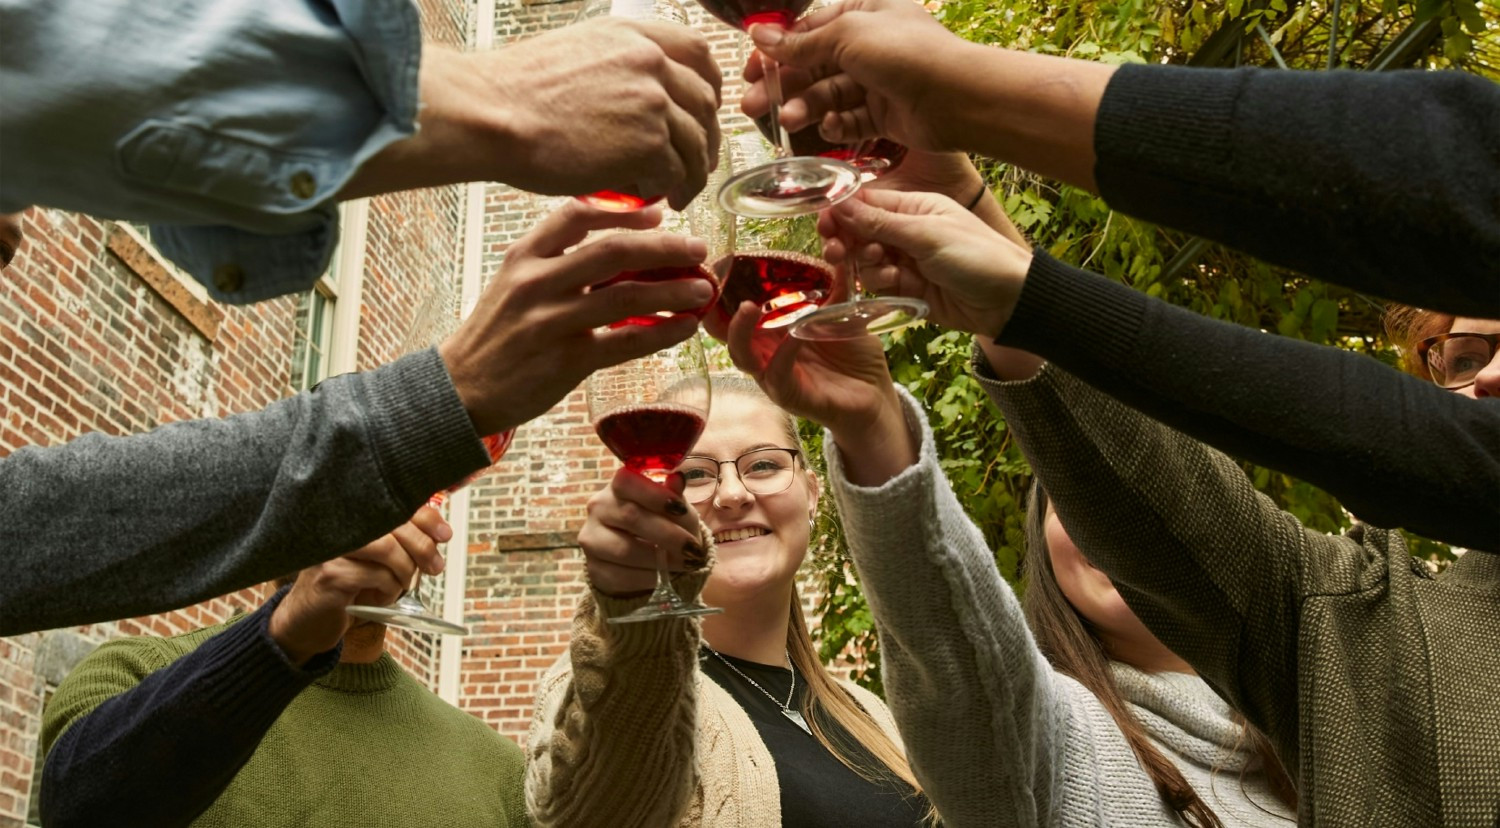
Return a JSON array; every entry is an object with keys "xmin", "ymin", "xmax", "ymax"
[
  {"xmin": 759, "ymin": 44, "xmax": 794, "ymax": 159},
  {"xmin": 651, "ymin": 544, "xmax": 681, "ymax": 606}
]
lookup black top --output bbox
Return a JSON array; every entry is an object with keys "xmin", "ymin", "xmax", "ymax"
[
  {"xmin": 995, "ymin": 250, "xmax": 1500, "ymax": 553},
  {"xmin": 1094, "ymin": 65, "xmax": 1500, "ymax": 317},
  {"xmin": 990, "ymin": 64, "xmax": 1500, "ymax": 552},
  {"xmin": 699, "ymin": 649, "xmax": 930, "ymax": 827}
]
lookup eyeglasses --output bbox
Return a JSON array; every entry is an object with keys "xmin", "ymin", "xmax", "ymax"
[
  {"xmin": 679, "ymin": 448, "xmax": 801, "ymax": 504},
  {"xmin": 1417, "ymin": 332, "xmax": 1500, "ymax": 389}
]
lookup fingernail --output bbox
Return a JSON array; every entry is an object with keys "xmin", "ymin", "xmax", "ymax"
[
  {"xmin": 684, "ymin": 236, "xmax": 708, "ymax": 259},
  {"xmin": 665, "ymin": 498, "xmax": 689, "ymax": 516},
  {"xmin": 750, "ymin": 24, "xmax": 783, "ymax": 46},
  {"xmin": 683, "ymin": 541, "xmax": 707, "ymax": 566},
  {"xmin": 432, "ymin": 554, "xmax": 447, "ymax": 575},
  {"xmin": 435, "ymin": 522, "xmax": 453, "ymax": 543},
  {"xmin": 690, "ymin": 280, "xmax": 716, "ymax": 303}
]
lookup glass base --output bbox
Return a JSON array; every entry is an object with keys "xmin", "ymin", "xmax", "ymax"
[
  {"xmin": 607, "ymin": 600, "xmax": 723, "ymax": 624},
  {"xmin": 718, "ymin": 157, "xmax": 860, "ymax": 218},
  {"xmin": 789, "ymin": 297, "xmax": 928, "ymax": 340},
  {"xmin": 346, "ymin": 596, "xmax": 468, "ymax": 636}
]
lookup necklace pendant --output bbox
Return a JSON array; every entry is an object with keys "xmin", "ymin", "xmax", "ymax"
[{"xmin": 782, "ymin": 707, "xmax": 813, "ymax": 736}]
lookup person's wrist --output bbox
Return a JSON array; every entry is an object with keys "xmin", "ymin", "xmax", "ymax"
[
  {"xmin": 267, "ymin": 599, "xmax": 321, "ymax": 668},
  {"xmin": 830, "ymin": 389, "xmax": 916, "ymax": 485}
]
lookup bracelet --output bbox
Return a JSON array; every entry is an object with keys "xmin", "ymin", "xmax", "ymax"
[{"xmin": 963, "ymin": 182, "xmax": 989, "ymax": 211}]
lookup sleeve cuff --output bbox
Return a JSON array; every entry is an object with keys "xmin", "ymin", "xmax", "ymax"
[
  {"xmin": 356, "ymin": 347, "xmax": 493, "ymax": 512},
  {"xmin": 994, "ymin": 248, "xmax": 1147, "ymax": 382}
]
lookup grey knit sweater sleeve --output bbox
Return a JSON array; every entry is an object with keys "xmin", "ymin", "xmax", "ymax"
[
  {"xmin": 822, "ymin": 386, "xmax": 1068, "ymax": 827},
  {"xmin": 0, "ymin": 347, "xmax": 489, "ymax": 634}
]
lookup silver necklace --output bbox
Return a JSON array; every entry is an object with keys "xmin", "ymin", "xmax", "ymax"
[{"xmin": 707, "ymin": 648, "xmax": 812, "ymax": 736}]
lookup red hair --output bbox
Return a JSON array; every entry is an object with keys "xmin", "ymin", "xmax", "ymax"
[{"xmin": 1383, "ymin": 304, "xmax": 1455, "ymax": 380}]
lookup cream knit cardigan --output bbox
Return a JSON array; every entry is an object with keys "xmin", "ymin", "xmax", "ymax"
[{"xmin": 525, "ymin": 563, "xmax": 905, "ymax": 828}]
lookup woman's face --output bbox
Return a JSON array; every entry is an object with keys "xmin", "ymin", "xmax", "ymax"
[
  {"xmin": 1446, "ymin": 317, "xmax": 1500, "ymax": 399},
  {"xmin": 690, "ymin": 393, "xmax": 819, "ymax": 607},
  {"xmin": 1044, "ymin": 506, "xmax": 1165, "ymax": 662}
]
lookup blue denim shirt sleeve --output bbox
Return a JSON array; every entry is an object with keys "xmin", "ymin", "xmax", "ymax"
[{"xmin": 0, "ymin": 0, "xmax": 421, "ymax": 304}]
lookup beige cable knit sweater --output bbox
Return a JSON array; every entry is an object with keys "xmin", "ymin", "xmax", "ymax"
[{"xmin": 525, "ymin": 552, "xmax": 905, "ymax": 828}]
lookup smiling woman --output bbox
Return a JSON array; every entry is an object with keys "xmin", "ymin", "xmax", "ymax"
[{"xmin": 525, "ymin": 374, "xmax": 933, "ymax": 828}]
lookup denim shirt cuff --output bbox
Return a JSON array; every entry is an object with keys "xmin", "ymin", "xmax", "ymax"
[{"xmin": 151, "ymin": 204, "xmax": 339, "ymax": 304}]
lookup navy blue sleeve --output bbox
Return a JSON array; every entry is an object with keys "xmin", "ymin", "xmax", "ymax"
[
  {"xmin": 1095, "ymin": 65, "xmax": 1500, "ymax": 317},
  {"xmin": 40, "ymin": 589, "xmax": 339, "ymax": 828}
]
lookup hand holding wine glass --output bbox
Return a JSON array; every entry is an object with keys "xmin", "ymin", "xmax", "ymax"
[
  {"xmin": 586, "ymin": 335, "xmax": 721, "ymax": 622},
  {"xmin": 270, "ymin": 510, "xmax": 450, "ymax": 665},
  {"xmin": 819, "ymin": 188, "xmax": 1034, "ymax": 339},
  {"xmin": 578, "ymin": 468, "xmax": 707, "ymax": 598},
  {"xmin": 741, "ymin": 0, "xmax": 976, "ymax": 153},
  {"xmin": 439, "ymin": 201, "xmax": 714, "ymax": 438}
]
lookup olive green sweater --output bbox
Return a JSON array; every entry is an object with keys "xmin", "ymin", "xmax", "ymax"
[
  {"xmin": 982, "ymin": 359, "xmax": 1500, "ymax": 826},
  {"xmin": 41, "ymin": 610, "xmax": 528, "ymax": 827}
]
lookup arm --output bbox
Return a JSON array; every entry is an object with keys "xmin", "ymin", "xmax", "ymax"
[
  {"xmin": 994, "ymin": 252, "xmax": 1500, "ymax": 553},
  {"xmin": 754, "ymin": 0, "xmax": 1499, "ymax": 315},
  {"xmin": 39, "ymin": 592, "xmax": 339, "ymax": 828},
  {"xmin": 0, "ymin": 0, "xmax": 422, "ymax": 300},
  {"xmin": 0, "ymin": 348, "xmax": 485, "ymax": 635},
  {"xmin": 976, "ymin": 359, "xmax": 1389, "ymax": 773},
  {"xmin": 525, "ymin": 566, "xmax": 712, "ymax": 828},
  {"xmin": 824, "ymin": 386, "xmax": 1068, "ymax": 826},
  {"xmin": 1094, "ymin": 66, "xmax": 1500, "ymax": 316}
]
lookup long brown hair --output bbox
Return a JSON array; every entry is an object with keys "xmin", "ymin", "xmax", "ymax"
[
  {"xmin": 1383, "ymin": 303, "xmax": 1455, "ymax": 380},
  {"xmin": 708, "ymin": 375, "xmax": 929, "ymax": 807},
  {"xmin": 1022, "ymin": 482, "xmax": 1297, "ymax": 825}
]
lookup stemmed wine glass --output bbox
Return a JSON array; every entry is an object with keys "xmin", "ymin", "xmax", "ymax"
[
  {"xmin": 703, "ymin": 131, "xmax": 839, "ymax": 334},
  {"xmin": 586, "ymin": 336, "xmax": 721, "ymax": 623},
  {"xmin": 345, "ymin": 287, "xmax": 513, "ymax": 636},
  {"xmin": 574, "ymin": 0, "xmax": 694, "ymax": 212},
  {"xmin": 697, "ymin": 0, "xmax": 861, "ymax": 217}
]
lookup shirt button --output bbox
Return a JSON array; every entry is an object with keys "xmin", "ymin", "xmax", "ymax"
[
  {"xmin": 213, "ymin": 264, "xmax": 245, "ymax": 293},
  {"xmin": 289, "ymin": 171, "xmax": 317, "ymax": 200}
]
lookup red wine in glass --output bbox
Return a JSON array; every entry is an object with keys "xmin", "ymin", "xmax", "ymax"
[
  {"xmin": 696, "ymin": 0, "xmax": 812, "ymax": 28},
  {"xmin": 594, "ymin": 264, "xmax": 719, "ymax": 328},
  {"xmin": 593, "ymin": 403, "xmax": 707, "ymax": 479},
  {"xmin": 579, "ymin": 190, "xmax": 664, "ymax": 213},
  {"xmin": 710, "ymin": 250, "xmax": 834, "ymax": 331},
  {"xmin": 753, "ymin": 113, "xmax": 908, "ymax": 180}
]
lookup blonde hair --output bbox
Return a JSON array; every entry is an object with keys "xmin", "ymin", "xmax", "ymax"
[{"xmin": 710, "ymin": 374, "xmax": 931, "ymax": 812}]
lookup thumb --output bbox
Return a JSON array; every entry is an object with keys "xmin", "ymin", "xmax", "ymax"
[
  {"xmin": 832, "ymin": 192, "xmax": 941, "ymax": 259},
  {"xmin": 749, "ymin": 21, "xmax": 828, "ymax": 67}
]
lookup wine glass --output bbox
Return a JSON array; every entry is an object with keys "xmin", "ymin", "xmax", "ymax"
[
  {"xmin": 696, "ymin": 0, "xmax": 861, "ymax": 217},
  {"xmin": 574, "ymin": 0, "xmax": 693, "ymax": 212},
  {"xmin": 703, "ymin": 132, "xmax": 838, "ymax": 335},
  {"xmin": 344, "ymin": 287, "xmax": 513, "ymax": 636},
  {"xmin": 586, "ymin": 336, "xmax": 722, "ymax": 623}
]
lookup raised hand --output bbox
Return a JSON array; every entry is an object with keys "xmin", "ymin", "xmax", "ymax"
[
  {"xmin": 578, "ymin": 470, "xmax": 706, "ymax": 597},
  {"xmin": 741, "ymin": 0, "xmax": 972, "ymax": 151},
  {"xmin": 440, "ymin": 202, "xmax": 716, "ymax": 437},
  {"xmin": 268, "ymin": 507, "xmax": 449, "ymax": 665},
  {"xmin": 821, "ymin": 189, "xmax": 1032, "ymax": 339}
]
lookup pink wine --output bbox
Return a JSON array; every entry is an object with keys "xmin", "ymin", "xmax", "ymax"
[
  {"xmin": 711, "ymin": 250, "xmax": 833, "ymax": 331},
  {"xmin": 578, "ymin": 190, "xmax": 664, "ymax": 212},
  {"xmin": 595, "ymin": 264, "xmax": 718, "ymax": 328},
  {"xmin": 594, "ymin": 403, "xmax": 707, "ymax": 476},
  {"xmin": 429, "ymin": 430, "xmax": 516, "ymax": 507},
  {"xmin": 696, "ymin": 0, "xmax": 811, "ymax": 29},
  {"xmin": 754, "ymin": 114, "xmax": 908, "ymax": 178}
]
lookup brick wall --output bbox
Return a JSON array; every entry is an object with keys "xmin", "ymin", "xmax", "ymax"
[{"xmin": 0, "ymin": 1, "xmax": 846, "ymax": 821}]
